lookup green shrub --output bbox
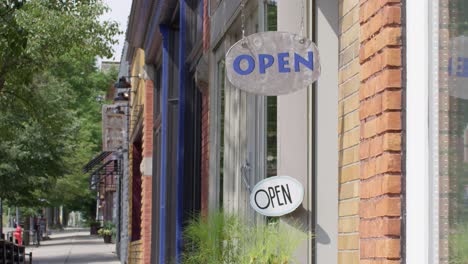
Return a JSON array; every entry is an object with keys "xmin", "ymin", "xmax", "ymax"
[
  {"xmin": 97, "ymin": 221, "xmax": 115, "ymax": 237},
  {"xmin": 450, "ymin": 222, "xmax": 468, "ymax": 264},
  {"xmin": 182, "ymin": 212, "xmax": 309, "ymax": 264}
]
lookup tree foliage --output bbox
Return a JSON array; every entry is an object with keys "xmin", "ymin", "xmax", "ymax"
[
  {"xmin": 0, "ymin": 0, "xmax": 119, "ymax": 91},
  {"xmin": 0, "ymin": 0, "xmax": 119, "ymax": 209}
]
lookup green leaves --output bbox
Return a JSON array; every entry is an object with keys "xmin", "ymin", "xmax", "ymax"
[
  {"xmin": 0, "ymin": 0, "xmax": 118, "ymax": 209},
  {"xmin": 0, "ymin": 0, "xmax": 120, "ymax": 91},
  {"xmin": 183, "ymin": 212, "xmax": 310, "ymax": 264}
]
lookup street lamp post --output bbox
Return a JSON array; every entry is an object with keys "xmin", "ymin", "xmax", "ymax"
[{"xmin": 113, "ymin": 76, "xmax": 131, "ymax": 260}]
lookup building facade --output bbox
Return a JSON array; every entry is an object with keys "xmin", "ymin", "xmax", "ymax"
[{"xmin": 111, "ymin": 0, "xmax": 468, "ymax": 263}]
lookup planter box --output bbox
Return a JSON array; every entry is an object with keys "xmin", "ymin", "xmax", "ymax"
[
  {"xmin": 90, "ymin": 224, "xmax": 101, "ymax": 235},
  {"xmin": 103, "ymin": 235, "xmax": 112, "ymax": 244}
]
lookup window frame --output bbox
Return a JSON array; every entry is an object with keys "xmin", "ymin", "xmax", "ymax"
[
  {"xmin": 406, "ymin": 0, "xmax": 432, "ymax": 263},
  {"xmin": 208, "ymin": 1, "xmax": 267, "ymax": 221}
]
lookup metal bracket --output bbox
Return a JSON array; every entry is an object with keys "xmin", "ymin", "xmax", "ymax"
[{"xmin": 241, "ymin": 160, "xmax": 252, "ymax": 193}]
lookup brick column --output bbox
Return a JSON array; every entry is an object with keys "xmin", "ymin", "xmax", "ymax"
[
  {"xmin": 338, "ymin": 0, "xmax": 361, "ymax": 262},
  {"xmin": 198, "ymin": 81, "xmax": 210, "ymax": 217},
  {"xmin": 203, "ymin": 0, "xmax": 210, "ymax": 51},
  {"xmin": 359, "ymin": 0, "xmax": 403, "ymax": 263},
  {"xmin": 141, "ymin": 79, "xmax": 154, "ymax": 264}
]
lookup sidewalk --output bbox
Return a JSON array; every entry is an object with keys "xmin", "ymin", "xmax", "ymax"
[{"xmin": 26, "ymin": 228, "xmax": 120, "ymax": 264}]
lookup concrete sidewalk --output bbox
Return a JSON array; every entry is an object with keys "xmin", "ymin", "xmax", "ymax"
[{"xmin": 27, "ymin": 228, "xmax": 120, "ymax": 264}]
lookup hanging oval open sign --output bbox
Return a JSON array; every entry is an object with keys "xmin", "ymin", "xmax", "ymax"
[
  {"xmin": 226, "ymin": 31, "xmax": 321, "ymax": 96},
  {"xmin": 250, "ymin": 176, "xmax": 304, "ymax": 217}
]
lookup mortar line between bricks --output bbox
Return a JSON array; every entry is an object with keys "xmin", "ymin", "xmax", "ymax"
[
  {"xmin": 359, "ymin": 2, "xmax": 402, "ymax": 25},
  {"xmin": 340, "ymin": 195, "xmax": 361, "ymax": 202},
  {"xmin": 340, "ymin": 158, "xmax": 360, "ymax": 166},
  {"xmin": 340, "ymin": 179, "xmax": 360, "ymax": 185},
  {"xmin": 338, "ymin": 125, "xmax": 360, "ymax": 135},
  {"xmin": 338, "ymin": 110, "xmax": 360, "ymax": 125},
  {"xmin": 361, "ymin": 65, "xmax": 403, "ymax": 84},
  {"xmin": 337, "ymin": 141, "xmax": 360, "ymax": 153},
  {"xmin": 339, "ymin": 69, "xmax": 359, "ymax": 87},
  {"xmin": 338, "ymin": 249, "xmax": 360, "ymax": 253},
  {"xmin": 340, "ymin": 197, "xmax": 360, "ymax": 202},
  {"xmin": 338, "ymin": 213, "xmax": 360, "ymax": 218},
  {"xmin": 339, "ymin": 20, "xmax": 360, "ymax": 39},
  {"xmin": 339, "ymin": 90, "xmax": 360, "ymax": 105},
  {"xmin": 340, "ymin": 73, "xmax": 360, "ymax": 87},
  {"xmin": 339, "ymin": 4, "xmax": 359, "ymax": 25},
  {"xmin": 339, "ymin": 37, "xmax": 359, "ymax": 56},
  {"xmin": 338, "ymin": 232, "xmax": 360, "ymax": 236}
]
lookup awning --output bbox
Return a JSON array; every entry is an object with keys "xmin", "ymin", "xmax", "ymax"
[
  {"xmin": 89, "ymin": 159, "xmax": 120, "ymax": 190},
  {"xmin": 82, "ymin": 151, "xmax": 113, "ymax": 173}
]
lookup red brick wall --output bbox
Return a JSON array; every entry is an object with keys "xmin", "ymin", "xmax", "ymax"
[
  {"xmin": 141, "ymin": 79, "xmax": 154, "ymax": 264},
  {"xmin": 141, "ymin": 176, "xmax": 152, "ymax": 264},
  {"xmin": 129, "ymin": 240, "xmax": 142, "ymax": 263},
  {"xmin": 338, "ymin": 0, "xmax": 361, "ymax": 261},
  {"xmin": 143, "ymin": 80, "xmax": 154, "ymax": 158},
  {"xmin": 203, "ymin": 0, "xmax": 210, "ymax": 51},
  {"xmin": 359, "ymin": 0, "xmax": 403, "ymax": 263},
  {"xmin": 199, "ymin": 83, "xmax": 210, "ymax": 217}
]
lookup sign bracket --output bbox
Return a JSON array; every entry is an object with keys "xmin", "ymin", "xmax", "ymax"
[{"xmin": 241, "ymin": 160, "xmax": 252, "ymax": 193}]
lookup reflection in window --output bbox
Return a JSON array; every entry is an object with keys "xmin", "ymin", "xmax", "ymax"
[
  {"xmin": 438, "ymin": 0, "xmax": 468, "ymax": 263},
  {"xmin": 218, "ymin": 59, "xmax": 225, "ymax": 208},
  {"xmin": 266, "ymin": 1, "xmax": 277, "ymax": 177}
]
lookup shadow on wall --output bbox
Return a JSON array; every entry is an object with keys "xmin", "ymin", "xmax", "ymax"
[{"xmin": 283, "ymin": 205, "xmax": 331, "ymax": 245}]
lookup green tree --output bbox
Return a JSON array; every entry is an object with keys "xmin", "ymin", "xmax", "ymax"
[
  {"xmin": 0, "ymin": 0, "xmax": 118, "ymax": 91},
  {"xmin": 0, "ymin": 0, "xmax": 119, "ymax": 208},
  {"xmin": 45, "ymin": 51, "xmax": 118, "ymax": 217}
]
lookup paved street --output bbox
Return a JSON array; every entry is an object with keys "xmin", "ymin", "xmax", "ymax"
[{"xmin": 26, "ymin": 228, "xmax": 120, "ymax": 264}]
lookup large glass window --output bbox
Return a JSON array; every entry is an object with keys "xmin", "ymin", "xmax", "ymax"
[
  {"xmin": 266, "ymin": 1, "xmax": 277, "ymax": 178},
  {"xmin": 437, "ymin": 0, "xmax": 468, "ymax": 262},
  {"xmin": 218, "ymin": 59, "xmax": 225, "ymax": 208}
]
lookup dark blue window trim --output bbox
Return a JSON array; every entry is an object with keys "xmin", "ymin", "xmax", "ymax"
[
  {"xmin": 176, "ymin": 1, "xmax": 187, "ymax": 263},
  {"xmin": 159, "ymin": 24, "xmax": 169, "ymax": 264}
]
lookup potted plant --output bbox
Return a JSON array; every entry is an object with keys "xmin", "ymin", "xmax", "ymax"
[
  {"xmin": 89, "ymin": 220, "xmax": 101, "ymax": 235},
  {"xmin": 97, "ymin": 221, "xmax": 115, "ymax": 244}
]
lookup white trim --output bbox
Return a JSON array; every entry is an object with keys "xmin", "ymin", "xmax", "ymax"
[
  {"xmin": 314, "ymin": 1, "xmax": 338, "ymax": 263},
  {"xmin": 406, "ymin": 0, "xmax": 430, "ymax": 263},
  {"xmin": 429, "ymin": 0, "xmax": 439, "ymax": 262}
]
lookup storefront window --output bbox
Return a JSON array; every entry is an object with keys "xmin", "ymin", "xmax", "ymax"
[
  {"xmin": 266, "ymin": 1, "xmax": 277, "ymax": 178},
  {"xmin": 437, "ymin": 0, "xmax": 468, "ymax": 262},
  {"xmin": 218, "ymin": 59, "xmax": 225, "ymax": 208}
]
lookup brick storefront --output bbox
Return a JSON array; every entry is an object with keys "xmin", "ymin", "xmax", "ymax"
[{"xmin": 359, "ymin": 0, "xmax": 403, "ymax": 262}]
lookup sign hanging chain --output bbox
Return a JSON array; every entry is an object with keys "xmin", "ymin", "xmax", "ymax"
[
  {"xmin": 300, "ymin": 0, "xmax": 305, "ymax": 37},
  {"xmin": 241, "ymin": 0, "xmax": 246, "ymax": 40}
]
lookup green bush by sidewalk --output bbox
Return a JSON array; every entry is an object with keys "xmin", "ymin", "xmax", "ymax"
[{"xmin": 182, "ymin": 211, "xmax": 310, "ymax": 264}]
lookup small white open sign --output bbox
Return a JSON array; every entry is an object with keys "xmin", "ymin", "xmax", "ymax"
[{"xmin": 250, "ymin": 176, "xmax": 304, "ymax": 217}]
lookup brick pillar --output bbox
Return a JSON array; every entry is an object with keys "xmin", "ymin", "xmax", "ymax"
[
  {"xmin": 203, "ymin": 0, "xmax": 210, "ymax": 51},
  {"xmin": 338, "ymin": 0, "xmax": 361, "ymax": 262},
  {"xmin": 141, "ymin": 79, "xmax": 154, "ymax": 264},
  {"xmin": 359, "ymin": 0, "xmax": 403, "ymax": 263},
  {"xmin": 199, "ymin": 81, "xmax": 210, "ymax": 217}
]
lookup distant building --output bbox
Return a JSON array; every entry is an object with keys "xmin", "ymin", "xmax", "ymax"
[{"xmin": 100, "ymin": 61, "xmax": 120, "ymax": 73}]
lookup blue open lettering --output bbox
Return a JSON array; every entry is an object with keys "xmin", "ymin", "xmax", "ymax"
[
  {"xmin": 259, "ymin": 54, "xmax": 275, "ymax": 74},
  {"xmin": 232, "ymin": 52, "xmax": 315, "ymax": 75},
  {"xmin": 278, "ymin": 52, "xmax": 291, "ymax": 73},
  {"xmin": 233, "ymin": 55, "xmax": 255, "ymax": 75},
  {"xmin": 294, "ymin": 52, "xmax": 314, "ymax": 72}
]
